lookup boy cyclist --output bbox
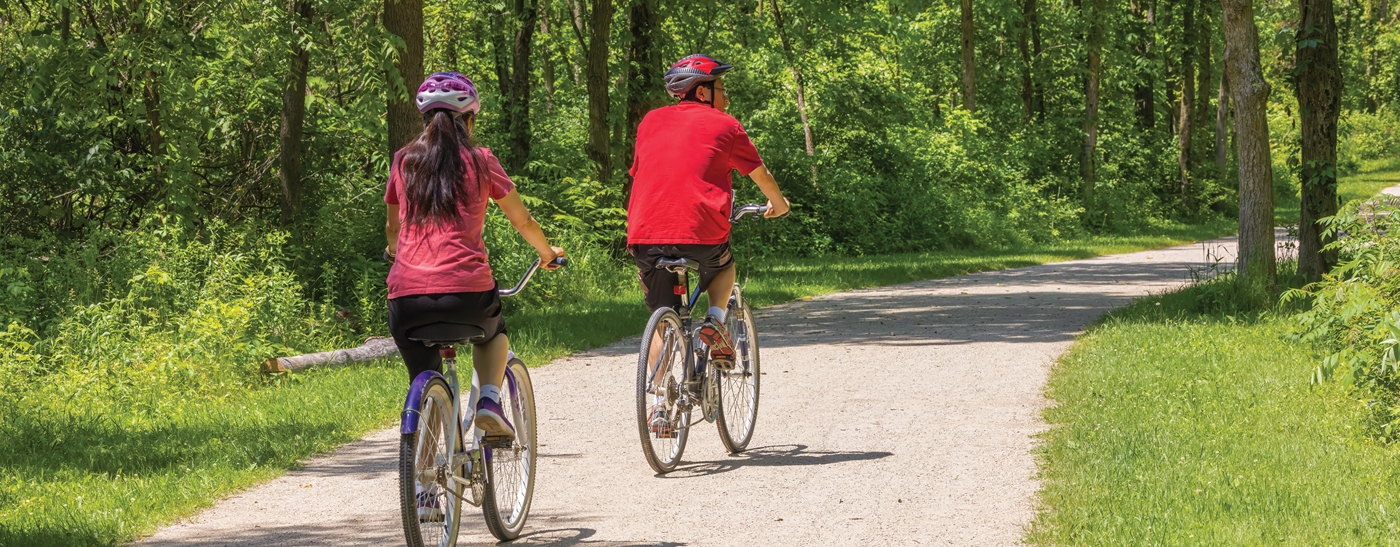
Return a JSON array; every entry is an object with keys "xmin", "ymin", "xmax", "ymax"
[{"xmin": 627, "ymin": 54, "xmax": 789, "ymax": 427}]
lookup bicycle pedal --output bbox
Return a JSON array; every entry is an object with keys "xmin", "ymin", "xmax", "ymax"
[{"xmin": 480, "ymin": 436, "xmax": 515, "ymax": 449}]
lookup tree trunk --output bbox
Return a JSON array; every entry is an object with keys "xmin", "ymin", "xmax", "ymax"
[
  {"xmin": 1019, "ymin": 0, "xmax": 1036, "ymax": 123},
  {"xmin": 1032, "ymin": 0, "xmax": 1045, "ymax": 119},
  {"xmin": 585, "ymin": 0, "xmax": 612, "ymax": 183},
  {"xmin": 1178, "ymin": 0, "xmax": 1196, "ymax": 206},
  {"xmin": 1082, "ymin": 0, "xmax": 1106, "ymax": 193},
  {"xmin": 1215, "ymin": 65, "xmax": 1230, "ymax": 172},
  {"xmin": 1196, "ymin": 4, "xmax": 1213, "ymax": 165},
  {"xmin": 1295, "ymin": 0, "xmax": 1341, "ymax": 281},
  {"xmin": 279, "ymin": 0, "xmax": 313, "ymax": 228},
  {"xmin": 1131, "ymin": 0, "xmax": 1156, "ymax": 129},
  {"xmin": 624, "ymin": 0, "xmax": 664, "ymax": 201},
  {"xmin": 959, "ymin": 0, "xmax": 976, "ymax": 111},
  {"xmin": 384, "ymin": 0, "xmax": 425, "ymax": 157},
  {"xmin": 771, "ymin": 0, "xmax": 818, "ymax": 185},
  {"xmin": 1222, "ymin": 0, "xmax": 1277, "ymax": 288},
  {"xmin": 540, "ymin": 2, "xmax": 555, "ymax": 114},
  {"xmin": 508, "ymin": 0, "xmax": 539, "ymax": 173}
]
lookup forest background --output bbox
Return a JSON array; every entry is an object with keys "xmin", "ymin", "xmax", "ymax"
[{"xmin": 2, "ymin": 0, "xmax": 1400, "ymax": 544}]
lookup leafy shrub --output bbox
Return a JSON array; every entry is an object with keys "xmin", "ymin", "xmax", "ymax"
[
  {"xmin": 1284, "ymin": 199, "xmax": 1400, "ymax": 439},
  {"xmin": 1339, "ymin": 108, "xmax": 1400, "ymax": 174}
]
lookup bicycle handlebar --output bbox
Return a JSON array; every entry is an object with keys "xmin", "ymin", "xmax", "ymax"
[
  {"xmin": 381, "ymin": 252, "xmax": 567, "ymax": 298},
  {"xmin": 497, "ymin": 257, "xmax": 568, "ymax": 298},
  {"xmin": 731, "ymin": 203, "xmax": 769, "ymax": 222}
]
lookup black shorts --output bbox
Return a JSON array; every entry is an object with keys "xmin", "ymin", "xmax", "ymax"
[
  {"xmin": 630, "ymin": 243, "xmax": 734, "ymax": 312},
  {"xmin": 388, "ymin": 290, "xmax": 507, "ymax": 381}
]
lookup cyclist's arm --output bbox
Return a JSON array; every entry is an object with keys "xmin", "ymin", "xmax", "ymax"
[
  {"xmin": 385, "ymin": 204, "xmax": 401, "ymax": 257},
  {"xmin": 747, "ymin": 164, "xmax": 790, "ymax": 218},
  {"xmin": 494, "ymin": 189, "xmax": 565, "ymax": 268}
]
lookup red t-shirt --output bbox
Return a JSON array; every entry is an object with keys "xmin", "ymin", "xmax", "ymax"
[
  {"xmin": 384, "ymin": 147, "xmax": 515, "ymax": 299},
  {"xmin": 627, "ymin": 102, "xmax": 764, "ymax": 245}
]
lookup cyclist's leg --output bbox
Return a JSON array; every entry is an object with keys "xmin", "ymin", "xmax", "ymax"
[
  {"xmin": 632, "ymin": 244, "xmax": 684, "ymax": 403},
  {"xmin": 388, "ymin": 296, "xmax": 445, "ymax": 382},
  {"xmin": 704, "ymin": 264, "xmax": 736, "ymax": 316},
  {"xmin": 470, "ymin": 333, "xmax": 509, "ymax": 390}
]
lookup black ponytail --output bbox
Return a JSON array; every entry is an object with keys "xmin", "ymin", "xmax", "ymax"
[{"xmin": 399, "ymin": 110, "xmax": 487, "ymax": 227}]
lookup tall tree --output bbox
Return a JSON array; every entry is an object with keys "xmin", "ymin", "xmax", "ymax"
[
  {"xmin": 1195, "ymin": 3, "xmax": 1215, "ymax": 161},
  {"xmin": 623, "ymin": 0, "xmax": 665, "ymax": 199},
  {"xmin": 1018, "ymin": 0, "xmax": 1037, "ymax": 123},
  {"xmin": 491, "ymin": 0, "xmax": 539, "ymax": 173},
  {"xmin": 1215, "ymin": 66, "xmax": 1231, "ymax": 170},
  {"xmin": 1222, "ymin": 0, "xmax": 1278, "ymax": 288},
  {"xmin": 1082, "ymin": 0, "xmax": 1106, "ymax": 192},
  {"xmin": 540, "ymin": 2, "xmax": 555, "ymax": 114},
  {"xmin": 1178, "ymin": 0, "xmax": 1197, "ymax": 206},
  {"xmin": 1131, "ymin": 0, "xmax": 1156, "ymax": 129},
  {"xmin": 573, "ymin": 0, "xmax": 611, "ymax": 183},
  {"xmin": 384, "ymin": 0, "xmax": 424, "ymax": 157},
  {"xmin": 1295, "ymin": 0, "xmax": 1342, "ymax": 280},
  {"xmin": 959, "ymin": 0, "xmax": 976, "ymax": 111},
  {"xmin": 770, "ymin": 0, "xmax": 818, "ymax": 185},
  {"xmin": 279, "ymin": 0, "xmax": 313, "ymax": 227}
]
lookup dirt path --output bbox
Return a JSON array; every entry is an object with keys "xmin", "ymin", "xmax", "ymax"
[{"xmin": 137, "ymin": 237, "xmax": 1243, "ymax": 547}]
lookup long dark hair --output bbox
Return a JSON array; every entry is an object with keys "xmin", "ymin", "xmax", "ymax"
[{"xmin": 398, "ymin": 109, "xmax": 486, "ymax": 227}]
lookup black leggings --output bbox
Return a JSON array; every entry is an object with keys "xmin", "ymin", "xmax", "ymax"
[{"xmin": 387, "ymin": 290, "xmax": 507, "ymax": 382}]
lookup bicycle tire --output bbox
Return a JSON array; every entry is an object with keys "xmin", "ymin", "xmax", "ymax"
[
  {"xmin": 481, "ymin": 357, "xmax": 537, "ymax": 541},
  {"xmin": 399, "ymin": 376, "xmax": 463, "ymax": 547},
  {"xmin": 636, "ymin": 307, "xmax": 691, "ymax": 473},
  {"xmin": 717, "ymin": 289, "xmax": 760, "ymax": 453}
]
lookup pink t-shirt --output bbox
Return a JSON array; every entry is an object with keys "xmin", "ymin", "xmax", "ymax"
[{"xmin": 384, "ymin": 147, "xmax": 515, "ymax": 299}]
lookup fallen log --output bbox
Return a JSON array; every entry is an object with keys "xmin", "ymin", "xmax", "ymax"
[{"xmin": 262, "ymin": 337, "xmax": 399, "ymax": 374}]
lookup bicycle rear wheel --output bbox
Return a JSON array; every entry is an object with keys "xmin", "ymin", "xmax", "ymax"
[
  {"xmin": 399, "ymin": 376, "xmax": 463, "ymax": 547},
  {"xmin": 717, "ymin": 290, "xmax": 760, "ymax": 453},
  {"xmin": 636, "ymin": 307, "xmax": 691, "ymax": 473},
  {"xmin": 481, "ymin": 357, "xmax": 536, "ymax": 541}
]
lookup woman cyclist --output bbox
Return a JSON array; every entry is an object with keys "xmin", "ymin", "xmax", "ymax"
[{"xmin": 385, "ymin": 72, "xmax": 563, "ymax": 441}]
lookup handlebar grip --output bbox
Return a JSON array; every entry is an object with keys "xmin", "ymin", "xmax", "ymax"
[
  {"xmin": 382, "ymin": 250, "xmax": 394, "ymax": 262},
  {"xmin": 550, "ymin": 257, "xmax": 569, "ymax": 268}
]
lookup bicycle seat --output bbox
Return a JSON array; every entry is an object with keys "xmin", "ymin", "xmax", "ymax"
[
  {"xmin": 656, "ymin": 257, "xmax": 700, "ymax": 273},
  {"xmin": 406, "ymin": 322, "xmax": 488, "ymax": 348}
]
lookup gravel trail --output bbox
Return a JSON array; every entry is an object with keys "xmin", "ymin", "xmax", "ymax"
[{"xmin": 137, "ymin": 237, "xmax": 1240, "ymax": 547}]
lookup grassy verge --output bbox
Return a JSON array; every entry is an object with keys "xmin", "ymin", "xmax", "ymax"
[{"xmin": 1029, "ymin": 282, "xmax": 1400, "ymax": 545}]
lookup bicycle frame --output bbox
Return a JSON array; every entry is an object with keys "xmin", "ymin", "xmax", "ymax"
[{"xmin": 398, "ymin": 257, "xmax": 562, "ymax": 504}]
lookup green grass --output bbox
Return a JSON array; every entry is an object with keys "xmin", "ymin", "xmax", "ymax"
[{"xmin": 1029, "ymin": 283, "xmax": 1400, "ymax": 545}]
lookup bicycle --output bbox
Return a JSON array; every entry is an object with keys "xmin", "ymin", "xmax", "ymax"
[
  {"xmin": 635, "ymin": 203, "xmax": 767, "ymax": 473},
  {"xmin": 397, "ymin": 256, "xmax": 566, "ymax": 546}
]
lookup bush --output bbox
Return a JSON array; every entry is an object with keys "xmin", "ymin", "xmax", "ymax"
[
  {"xmin": 1284, "ymin": 199, "xmax": 1400, "ymax": 439},
  {"xmin": 1339, "ymin": 108, "xmax": 1400, "ymax": 174}
]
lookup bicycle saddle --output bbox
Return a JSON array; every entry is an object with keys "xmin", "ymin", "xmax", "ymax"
[
  {"xmin": 406, "ymin": 322, "xmax": 488, "ymax": 348},
  {"xmin": 656, "ymin": 257, "xmax": 700, "ymax": 273}
]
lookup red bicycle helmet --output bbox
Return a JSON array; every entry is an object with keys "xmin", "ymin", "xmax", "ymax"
[{"xmin": 663, "ymin": 54, "xmax": 734, "ymax": 99}]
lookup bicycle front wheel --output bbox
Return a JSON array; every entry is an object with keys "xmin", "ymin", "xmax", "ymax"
[
  {"xmin": 636, "ymin": 307, "xmax": 691, "ymax": 473},
  {"xmin": 399, "ymin": 375, "xmax": 463, "ymax": 547},
  {"xmin": 481, "ymin": 357, "xmax": 537, "ymax": 541},
  {"xmin": 717, "ymin": 289, "xmax": 760, "ymax": 453}
]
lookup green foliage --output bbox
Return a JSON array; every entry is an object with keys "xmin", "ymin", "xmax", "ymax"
[{"xmin": 1284, "ymin": 197, "xmax": 1400, "ymax": 439}]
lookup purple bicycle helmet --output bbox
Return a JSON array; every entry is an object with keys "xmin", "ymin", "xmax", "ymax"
[
  {"xmin": 415, "ymin": 72, "xmax": 480, "ymax": 115},
  {"xmin": 663, "ymin": 54, "xmax": 733, "ymax": 99}
]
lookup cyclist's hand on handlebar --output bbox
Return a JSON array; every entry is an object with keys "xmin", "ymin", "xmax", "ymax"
[
  {"xmin": 540, "ymin": 246, "xmax": 566, "ymax": 270},
  {"xmin": 764, "ymin": 197, "xmax": 791, "ymax": 219}
]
